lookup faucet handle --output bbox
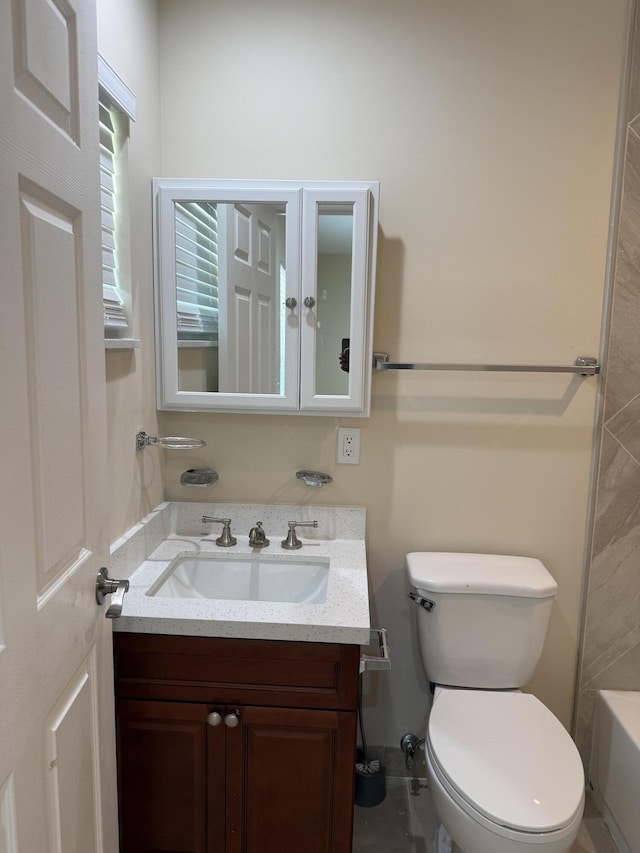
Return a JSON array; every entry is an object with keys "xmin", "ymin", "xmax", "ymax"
[
  {"xmin": 281, "ymin": 520, "xmax": 318, "ymax": 550},
  {"xmin": 202, "ymin": 516, "xmax": 237, "ymax": 547},
  {"xmin": 249, "ymin": 521, "xmax": 270, "ymax": 548}
]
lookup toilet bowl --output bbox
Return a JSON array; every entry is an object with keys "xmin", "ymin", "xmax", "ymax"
[
  {"xmin": 425, "ymin": 688, "xmax": 584, "ymax": 853},
  {"xmin": 406, "ymin": 552, "xmax": 586, "ymax": 853}
]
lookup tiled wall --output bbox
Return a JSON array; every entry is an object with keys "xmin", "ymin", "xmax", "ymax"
[{"xmin": 576, "ymin": 2, "xmax": 640, "ymax": 768}]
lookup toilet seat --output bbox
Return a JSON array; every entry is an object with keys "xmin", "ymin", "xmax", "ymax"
[{"xmin": 427, "ymin": 689, "xmax": 584, "ymax": 835}]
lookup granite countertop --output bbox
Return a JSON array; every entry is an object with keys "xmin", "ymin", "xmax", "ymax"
[{"xmin": 113, "ymin": 532, "xmax": 371, "ymax": 645}]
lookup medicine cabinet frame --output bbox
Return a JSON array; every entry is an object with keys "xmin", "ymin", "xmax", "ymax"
[{"xmin": 152, "ymin": 179, "xmax": 379, "ymax": 416}]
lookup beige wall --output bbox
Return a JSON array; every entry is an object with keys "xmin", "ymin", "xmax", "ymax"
[
  {"xmin": 103, "ymin": 0, "xmax": 628, "ymax": 746},
  {"xmin": 98, "ymin": 0, "xmax": 165, "ymax": 542},
  {"xmin": 155, "ymin": 0, "xmax": 629, "ymax": 745}
]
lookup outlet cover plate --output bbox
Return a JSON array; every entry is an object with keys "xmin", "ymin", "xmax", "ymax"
[{"xmin": 337, "ymin": 427, "xmax": 360, "ymax": 464}]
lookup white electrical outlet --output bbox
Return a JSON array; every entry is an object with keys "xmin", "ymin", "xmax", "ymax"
[{"xmin": 337, "ymin": 427, "xmax": 360, "ymax": 464}]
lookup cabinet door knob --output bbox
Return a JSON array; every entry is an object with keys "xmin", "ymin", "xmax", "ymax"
[
  {"xmin": 303, "ymin": 296, "xmax": 316, "ymax": 308},
  {"xmin": 285, "ymin": 297, "xmax": 297, "ymax": 309},
  {"xmin": 224, "ymin": 711, "xmax": 241, "ymax": 728},
  {"xmin": 207, "ymin": 711, "xmax": 222, "ymax": 727}
]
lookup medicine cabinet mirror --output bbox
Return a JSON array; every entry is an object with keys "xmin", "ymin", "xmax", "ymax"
[{"xmin": 153, "ymin": 179, "xmax": 379, "ymax": 415}]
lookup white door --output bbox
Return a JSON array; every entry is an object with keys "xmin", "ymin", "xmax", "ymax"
[
  {"xmin": 218, "ymin": 203, "xmax": 281, "ymax": 394},
  {"xmin": 0, "ymin": 1, "xmax": 118, "ymax": 851}
]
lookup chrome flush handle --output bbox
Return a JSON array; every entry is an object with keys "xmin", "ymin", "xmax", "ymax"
[
  {"xmin": 95, "ymin": 568, "xmax": 130, "ymax": 619},
  {"xmin": 407, "ymin": 591, "xmax": 435, "ymax": 612}
]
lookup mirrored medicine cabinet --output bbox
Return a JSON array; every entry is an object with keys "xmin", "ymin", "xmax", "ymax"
[{"xmin": 153, "ymin": 179, "xmax": 379, "ymax": 415}]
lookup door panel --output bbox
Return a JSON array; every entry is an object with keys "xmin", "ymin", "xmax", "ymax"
[
  {"xmin": 19, "ymin": 184, "xmax": 88, "ymax": 599},
  {"xmin": 116, "ymin": 700, "xmax": 225, "ymax": 853},
  {"xmin": 0, "ymin": 0, "xmax": 116, "ymax": 851},
  {"xmin": 45, "ymin": 651, "xmax": 102, "ymax": 853},
  {"xmin": 226, "ymin": 706, "xmax": 356, "ymax": 853},
  {"xmin": 11, "ymin": 0, "xmax": 79, "ymax": 139}
]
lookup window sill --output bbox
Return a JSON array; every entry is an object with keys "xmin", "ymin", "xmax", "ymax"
[
  {"xmin": 178, "ymin": 340, "xmax": 218, "ymax": 349},
  {"xmin": 105, "ymin": 338, "xmax": 141, "ymax": 351}
]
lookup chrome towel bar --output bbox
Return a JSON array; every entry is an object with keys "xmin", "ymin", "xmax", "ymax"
[{"xmin": 373, "ymin": 353, "xmax": 600, "ymax": 376}]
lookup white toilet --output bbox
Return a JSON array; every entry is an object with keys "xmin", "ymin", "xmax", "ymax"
[{"xmin": 407, "ymin": 552, "xmax": 585, "ymax": 853}]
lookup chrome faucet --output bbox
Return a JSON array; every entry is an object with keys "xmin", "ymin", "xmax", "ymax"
[
  {"xmin": 248, "ymin": 521, "xmax": 269, "ymax": 548},
  {"xmin": 201, "ymin": 515, "xmax": 237, "ymax": 547},
  {"xmin": 281, "ymin": 520, "xmax": 318, "ymax": 550}
]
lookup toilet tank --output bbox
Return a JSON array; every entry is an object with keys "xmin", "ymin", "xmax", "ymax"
[{"xmin": 407, "ymin": 552, "xmax": 558, "ymax": 689}]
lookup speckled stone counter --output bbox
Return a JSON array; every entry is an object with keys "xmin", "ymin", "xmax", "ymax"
[{"xmin": 111, "ymin": 502, "xmax": 370, "ymax": 645}]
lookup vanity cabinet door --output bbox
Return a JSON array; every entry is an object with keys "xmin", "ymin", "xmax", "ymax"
[
  {"xmin": 226, "ymin": 705, "xmax": 356, "ymax": 853},
  {"xmin": 116, "ymin": 699, "xmax": 225, "ymax": 853}
]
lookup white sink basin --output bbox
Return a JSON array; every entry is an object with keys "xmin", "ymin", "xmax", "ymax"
[{"xmin": 148, "ymin": 552, "xmax": 330, "ymax": 604}]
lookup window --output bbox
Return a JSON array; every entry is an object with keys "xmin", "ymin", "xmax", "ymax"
[
  {"xmin": 174, "ymin": 201, "xmax": 219, "ymax": 339},
  {"xmin": 98, "ymin": 57, "xmax": 136, "ymax": 335},
  {"xmin": 99, "ymin": 96, "xmax": 127, "ymax": 330}
]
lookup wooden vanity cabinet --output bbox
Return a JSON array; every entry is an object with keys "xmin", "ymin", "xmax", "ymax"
[{"xmin": 113, "ymin": 633, "xmax": 361, "ymax": 853}]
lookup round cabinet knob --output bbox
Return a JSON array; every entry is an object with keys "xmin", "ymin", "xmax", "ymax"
[
  {"xmin": 303, "ymin": 296, "xmax": 316, "ymax": 308},
  {"xmin": 207, "ymin": 711, "xmax": 222, "ymax": 727},
  {"xmin": 224, "ymin": 711, "xmax": 241, "ymax": 728},
  {"xmin": 285, "ymin": 297, "xmax": 297, "ymax": 309}
]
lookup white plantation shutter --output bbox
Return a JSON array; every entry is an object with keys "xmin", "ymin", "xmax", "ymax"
[
  {"xmin": 174, "ymin": 201, "xmax": 219, "ymax": 337},
  {"xmin": 99, "ymin": 97, "xmax": 128, "ymax": 330}
]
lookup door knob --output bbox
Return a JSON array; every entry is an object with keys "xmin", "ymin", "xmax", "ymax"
[
  {"xmin": 285, "ymin": 297, "xmax": 297, "ymax": 309},
  {"xmin": 207, "ymin": 711, "xmax": 222, "ymax": 727},
  {"xmin": 95, "ymin": 568, "xmax": 129, "ymax": 618},
  {"xmin": 303, "ymin": 296, "xmax": 316, "ymax": 308},
  {"xmin": 224, "ymin": 710, "xmax": 241, "ymax": 728}
]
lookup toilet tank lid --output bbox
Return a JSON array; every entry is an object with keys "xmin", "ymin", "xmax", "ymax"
[{"xmin": 406, "ymin": 552, "xmax": 558, "ymax": 598}]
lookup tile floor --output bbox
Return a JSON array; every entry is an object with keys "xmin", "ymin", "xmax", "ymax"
[{"xmin": 352, "ymin": 750, "xmax": 619, "ymax": 853}]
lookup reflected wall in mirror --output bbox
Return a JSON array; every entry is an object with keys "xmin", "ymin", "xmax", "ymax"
[
  {"xmin": 315, "ymin": 205, "xmax": 353, "ymax": 397},
  {"xmin": 154, "ymin": 179, "xmax": 378, "ymax": 415}
]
